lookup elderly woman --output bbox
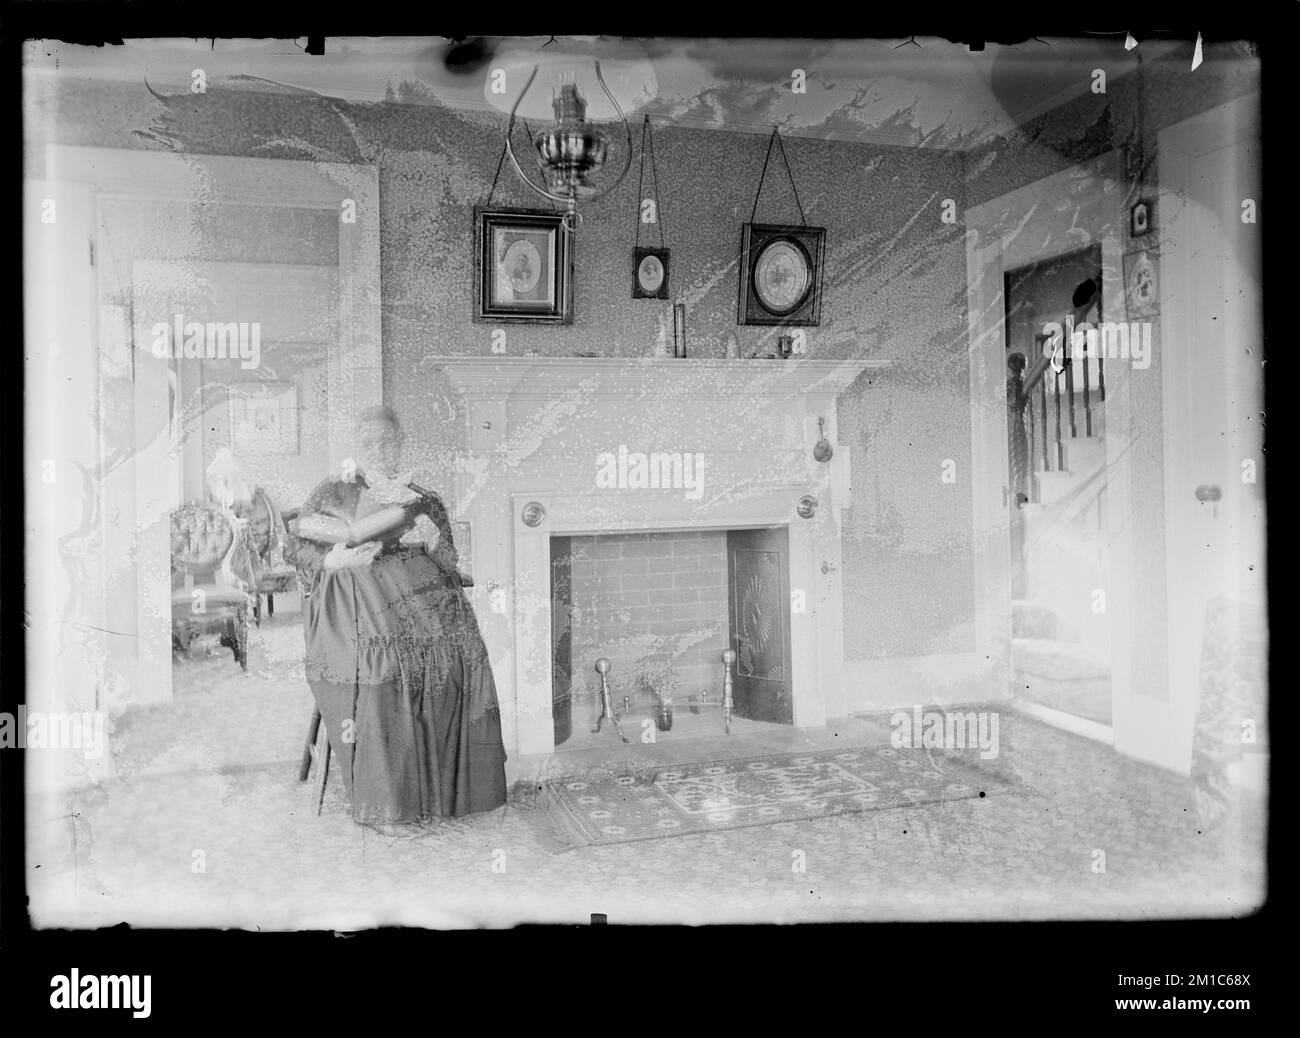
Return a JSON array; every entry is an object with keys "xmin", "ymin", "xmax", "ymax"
[{"xmin": 291, "ymin": 405, "xmax": 507, "ymax": 833}]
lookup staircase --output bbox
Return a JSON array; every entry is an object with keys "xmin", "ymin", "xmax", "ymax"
[
  {"xmin": 1009, "ymin": 323, "xmax": 1113, "ymax": 640},
  {"xmin": 1002, "ymin": 278, "xmax": 1120, "ymax": 726}
]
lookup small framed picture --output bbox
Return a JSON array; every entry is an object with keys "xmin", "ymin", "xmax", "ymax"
[
  {"xmin": 474, "ymin": 207, "xmax": 573, "ymax": 323},
  {"xmin": 1124, "ymin": 249, "xmax": 1159, "ymax": 318},
  {"xmin": 632, "ymin": 247, "xmax": 669, "ymax": 299},
  {"xmin": 738, "ymin": 223, "xmax": 826, "ymax": 326},
  {"xmin": 229, "ymin": 381, "xmax": 299, "ymax": 454},
  {"xmin": 1130, "ymin": 199, "xmax": 1153, "ymax": 237}
]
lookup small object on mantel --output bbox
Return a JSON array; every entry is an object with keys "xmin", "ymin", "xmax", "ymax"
[
  {"xmin": 724, "ymin": 331, "xmax": 741, "ymax": 360},
  {"xmin": 672, "ymin": 302, "xmax": 687, "ymax": 358}
]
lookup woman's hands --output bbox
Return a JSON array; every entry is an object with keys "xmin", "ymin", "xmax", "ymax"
[{"xmin": 323, "ymin": 541, "xmax": 382, "ymax": 570}]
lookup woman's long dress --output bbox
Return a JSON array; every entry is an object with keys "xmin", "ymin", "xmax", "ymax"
[{"xmin": 293, "ymin": 476, "xmax": 507, "ymax": 824}]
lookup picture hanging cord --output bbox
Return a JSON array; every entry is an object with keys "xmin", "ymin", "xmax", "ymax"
[
  {"xmin": 634, "ymin": 115, "xmax": 666, "ymax": 249},
  {"xmin": 484, "ymin": 134, "xmax": 509, "ymax": 205},
  {"xmin": 749, "ymin": 125, "xmax": 808, "ymax": 227},
  {"xmin": 484, "ymin": 120, "xmax": 560, "ymax": 211}
]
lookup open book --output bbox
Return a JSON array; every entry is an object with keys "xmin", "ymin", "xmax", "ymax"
[
  {"xmin": 293, "ymin": 499, "xmax": 474, "ymax": 587},
  {"xmin": 343, "ymin": 504, "xmax": 419, "ymax": 546},
  {"xmin": 294, "ymin": 503, "xmax": 418, "ymax": 548}
]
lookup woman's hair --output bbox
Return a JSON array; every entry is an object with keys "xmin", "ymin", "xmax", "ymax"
[{"xmin": 358, "ymin": 404, "xmax": 402, "ymax": 433}]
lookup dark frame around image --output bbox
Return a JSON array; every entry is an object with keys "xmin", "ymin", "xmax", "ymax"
[
  {"xmin": 474, "ymin": 207, "xmax": 574, "ymax": 323},
  {"xmin": 632, "ymin": 246, "xmax": 670, "ymax": 299},
  {"xmin": 738, "ymin": 222, "xmax": 826, "ymax": 327}
]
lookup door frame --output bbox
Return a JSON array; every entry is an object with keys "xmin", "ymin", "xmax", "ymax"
[
  {"xmin": 1153, "ymin": 93, "xmax": 1262, "ymax": 775},
  {"xmin": 24, "ymin": 176, "xmax": 115, "ymax": 788},
  {"xmin": 36, "ymin": 146, "xmax": 382, "ymax": 705},
  {"xmin": 965, "ymin": 149, "xmax": 1132, "ymax": 734},
  {"xmin": 46, "ymin": 146, "xmax": 383, "ymax": 478}
]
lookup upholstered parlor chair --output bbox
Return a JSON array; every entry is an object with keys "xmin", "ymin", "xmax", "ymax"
[{"xmin": 170, "ymin": 503, "xmax": 257, "ymax": 670}]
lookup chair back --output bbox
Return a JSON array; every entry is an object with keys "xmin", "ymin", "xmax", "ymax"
[{"xmin": 171, "ymin": 504, "xmax": 256, "ymax": 590}]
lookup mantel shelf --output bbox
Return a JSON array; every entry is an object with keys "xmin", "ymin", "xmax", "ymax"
[{"xmin": 433, "ymin": 356, "xmax": 892, "ymax": 400}]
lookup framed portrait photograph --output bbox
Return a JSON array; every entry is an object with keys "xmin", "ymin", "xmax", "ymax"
[
  {"xmin": 738, "ymin": 223, "xmax": 826, "ymax": 327},
  {"xmin": 1130, "ymin": 198, "xmax": 1153, "ymax": 237},
  {"xmin": 474, "ymin": 207, "xmax": 574, "ymax": 323},
  {"xmin": 632, "ymin": 247, "xmax": 670, "ymax": 299}
]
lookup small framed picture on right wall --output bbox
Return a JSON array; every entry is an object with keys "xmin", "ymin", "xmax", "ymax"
[
  {"xmin": 1124, "ymin": 249, "xmax": 1159, "ymax": 318},
  {"xmin": 1130, "ymin": 198, "xmax": 1153, "ymax": 237}
]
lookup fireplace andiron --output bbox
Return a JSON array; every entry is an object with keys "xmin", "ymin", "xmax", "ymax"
[{"xmin": 593, "ymin": 657, "xmax": 628, "ymax": 743}]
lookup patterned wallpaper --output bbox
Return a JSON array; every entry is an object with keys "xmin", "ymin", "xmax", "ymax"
[{"xmin": 28, "ymin": 76, "xmax": 976, "ymax": 660}]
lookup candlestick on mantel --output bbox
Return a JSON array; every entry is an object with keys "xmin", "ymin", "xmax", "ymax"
[{"xmin": 673, "ymin": 302, "xmax": 687, "ymax": 358}]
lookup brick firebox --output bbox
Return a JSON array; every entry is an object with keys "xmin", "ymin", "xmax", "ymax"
[{"xmin": 562, "ymin": 530, "xmax": 730, "ymax": 705}]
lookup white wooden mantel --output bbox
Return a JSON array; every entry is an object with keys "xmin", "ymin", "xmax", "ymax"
[
  {"xmin": 428, "ymin": 354, "xmax": 890, "ymax": 762},
  {"xmin": 434, "ymin": 356, "xmax": 889, "ymax": 399}
]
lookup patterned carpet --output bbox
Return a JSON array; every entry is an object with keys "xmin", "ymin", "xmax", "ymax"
[
  {"xmin": 543, "ymin": 745, "xmax": 1025, "ymax": 847},
  {"xmin": 25, "ymin": 615, "xmax": 1266, "ymax": 926}
]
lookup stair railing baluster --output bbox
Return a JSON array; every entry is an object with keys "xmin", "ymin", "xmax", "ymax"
[
  {"xmin": 1040, "ymin": 376, "xmax": 1049, "ymax": 474},
  {"xmin": 1081, "ymin": 336, "xmax": 1092, "ymax": 437},
  {"xmin": 1054, "ymin": 368, "xmax": 1064, "ymax": 470},
  {"xmin": 1027, "ymin": 388, "xmax": 1037, "ymax": 499},
  {"xmin": 1065, "ymin": 323, "xmax": 1078, "ymax": 440}
]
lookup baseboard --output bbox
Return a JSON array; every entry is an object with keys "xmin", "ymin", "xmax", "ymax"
[{"xmin": 1010, "ymin": 699, "xmax": 1114, "ymax": 745}]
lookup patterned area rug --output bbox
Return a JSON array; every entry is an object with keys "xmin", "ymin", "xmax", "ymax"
[{"xmin": 542, "ymin": 746, "xmax": 1024, "ymax": 848}]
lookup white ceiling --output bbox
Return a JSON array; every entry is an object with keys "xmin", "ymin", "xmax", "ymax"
[{"xmin": 25, "ymin": 35, "xmax": 1195, "ymax": 150}]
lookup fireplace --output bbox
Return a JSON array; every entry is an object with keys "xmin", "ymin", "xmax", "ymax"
[
  {"xmin": 550, "ymin": 525, "xmax": 796, "ymax": 748},
  {"xmin": 434, "ymin": 357, "xmax": 882, "ymax": 761}
]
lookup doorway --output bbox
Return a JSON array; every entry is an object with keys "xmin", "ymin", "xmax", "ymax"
[
  {"xmin": 1003, "ymin": 245, "xmax": 1112, "ymax": 727},
  {"xmin": 966, "ymin": 149, "xmax": 1128, "ymax": 744},
  {"xmin": 32, "ymin": 145, "xmax": 382, "ymax": 708}
]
